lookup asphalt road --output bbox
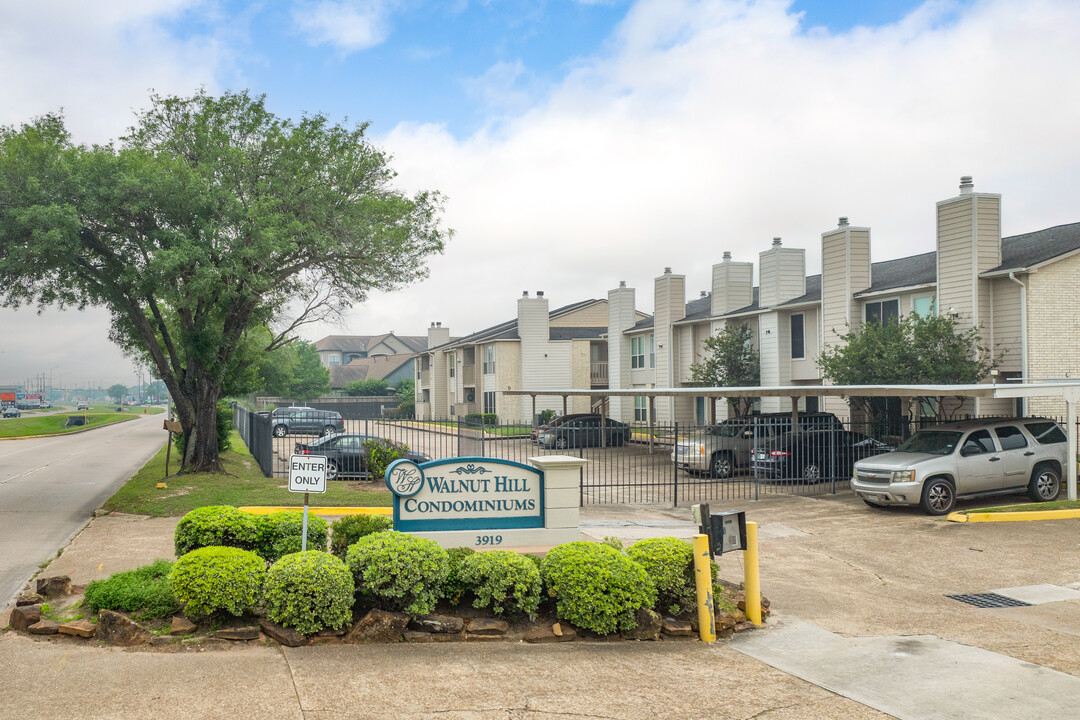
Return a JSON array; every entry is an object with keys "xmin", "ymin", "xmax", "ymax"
[{"xmin": 0, "ymin": 414, "xmax": 165, "ymax": 607}]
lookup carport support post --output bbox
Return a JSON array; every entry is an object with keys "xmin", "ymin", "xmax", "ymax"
[
  {"xmin": 1068, "ymin": 397, "xmax": 1078, "ymax": 501},
  {"xmin": 649, "ymin": 396, "xmax": 656, "ymax": 453},
  {"xmin": 562, "ymin": 394, "xmax": 568, "ymax": 417},
  {"xmin": 530, "ymin": 394, "xmax": 536, "ymax": 425}
]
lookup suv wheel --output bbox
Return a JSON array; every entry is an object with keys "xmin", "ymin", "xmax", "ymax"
[
  {"xmin": 802, "ymin": 463, "xmax": 820, "ymax": 484},
  {"xmin": 273, "ymin": 424, "xmax": 288, "ymax": 438},
  {"xmin": 326, "ymin": 460, "xmax": 339, "ymax": 481},
  {"xmin": 321, "ymin": 424, "xmax": 337, "ymax": 437},
  {"xmin": 1028, "ymin": 464, "xmax": 1061, "ymax": 502},
  {"xmin": 920, "ymin": 477, "xmax": 956, "ymax": 516},
  {"xmin": 555, "ymin": 436, "xmax": 568, "ymax": 450},
  {"xmin": 711, "ymin": 452, "xmax": 733, "ymax": 479}
]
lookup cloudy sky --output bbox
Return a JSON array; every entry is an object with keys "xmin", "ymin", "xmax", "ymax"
[{"xmin": 2, "ymin": 0, "xmax": 1079, "ymax": 389}]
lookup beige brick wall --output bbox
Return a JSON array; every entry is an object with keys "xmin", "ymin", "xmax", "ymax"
[{"xmin": 1026, "ymin": 253, "xmax": 1080, "ymax": 418}]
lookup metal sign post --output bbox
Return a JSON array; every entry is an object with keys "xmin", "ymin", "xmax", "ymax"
[{"xmin": 289, "ymin": 454, "xmax": 327, "ymax": 552}]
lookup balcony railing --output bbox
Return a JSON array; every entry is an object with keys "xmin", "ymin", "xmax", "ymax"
[
  {"xmin": 591, "ymin": 361, "xmax": 608, "ymax": 385},
  {"xmin": 420, "ymin": 369, "xmax": 431, "ymax": 386},
  {"xmin": 462, "ymin": 363, "xmax": 475, "ymax": 386}
]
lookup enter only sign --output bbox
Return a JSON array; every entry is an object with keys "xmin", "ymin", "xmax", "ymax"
[{"xmin": 289, "ymin": 455, "xmax": 328, "ymax": 494}]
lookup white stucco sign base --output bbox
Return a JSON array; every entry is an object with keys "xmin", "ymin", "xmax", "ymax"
[{"xmin": 384, "ymin": 455, "xmax": 585, "ymax": 549}]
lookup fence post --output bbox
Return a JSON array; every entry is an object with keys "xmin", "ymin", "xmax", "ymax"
[{"xmin": 673, "ymin": 421, "xmax": 679, "ymax": 508}]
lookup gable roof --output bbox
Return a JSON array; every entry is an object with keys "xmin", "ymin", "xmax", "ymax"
[
  {"xmin": 991, "ymin": 221, "xmax": 1080, "ymax": 273},
  {"xmin": 328, "ymin": 354, "xmax": 413, "ymax": 389},
  {"xmin": 315, "ymin": 333, "xmax": 430, "ymax": 354}
]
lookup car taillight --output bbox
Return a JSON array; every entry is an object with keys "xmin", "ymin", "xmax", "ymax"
[
  {"xmin": 770, "ymin": 450, "xmax": 790, "ymax": 457},
  {"xmin": 301, "ymin": 449, "xmax": 310, "ymax": 455}
]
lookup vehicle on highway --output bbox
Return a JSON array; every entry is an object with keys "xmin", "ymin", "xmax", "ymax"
[
  {"xmin": 76, "ymin": 402, "xmax": 88, "ymax": 410},
  {"xmin": 673, "ymin": 412, "xmax": 843, "ymax": 478},
  {"xmin": 851, "ymin": 417, "xmax": 1067, "ymax": 515},
  {"xmin": 750, "ymin": 429, "xmax": 892, "ymax": 483},
  {"xmin": 294, "ymin": 434, "xmax": 431, "ymax": 480},
  {"xmin": 537, "ymin": 415, "xmax": 631, "ymax": 449},
  {"xmin": 271, "ymin": 408, "xmax": 345, "ymax": 437},
  {"xmin": 2, "ymin": 406, "xmax": 20, "ymax": 418}
]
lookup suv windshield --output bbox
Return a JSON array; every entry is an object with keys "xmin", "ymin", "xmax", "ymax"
[
  {"xmin": 709, "ymin": 421, "xmax": 745, "ymax": 437},
  {"xmin": 895, "ymin": 431, "xmax": 963, "ymax": 455}
]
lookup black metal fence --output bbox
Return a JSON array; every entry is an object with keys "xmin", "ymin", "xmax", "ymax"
[{"xmin": 231, "ymin": 407, "xmax": 1074, "ymax": 507}]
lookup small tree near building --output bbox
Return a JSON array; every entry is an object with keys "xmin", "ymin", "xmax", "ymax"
[
  {"xmin": 817, "ymin": 310, "xmax": 998, "ymax": 426},
  {"xmin": 689, "ymin": 323, "xmax": 760, "ymax": 417},
  {"xmin": 344, "ymin": 378, "xmax": 390, "ymax": 396},
  {"xmin": 108, "ymin": 384, "xmax": 128, "ymax": 404}
]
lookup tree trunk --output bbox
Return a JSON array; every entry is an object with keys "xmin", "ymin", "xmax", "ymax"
[{"xmin": 180, "ymin": 367, "xmax": 225, "ymax": 473}]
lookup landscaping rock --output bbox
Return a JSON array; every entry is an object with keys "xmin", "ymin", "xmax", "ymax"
[
  {"xmin": 28, "ymin": 620, "xmax": 61, "ymax": 635},
  {"xmin": 466, "ymin": 618, "xmax": 508, "ymax": 637},
  {"xmin": 409, "ymin": 613, "xmax": 465, "ymax": 634},
  {"xmin": 734, "ymin": 621, "xmax": 758, "ymax": 632},
  {"xmin": 622, "ymin": 608, "xmax": 662, "ymax": 641},
  {"xmin": 718, "ymin": 610, "xmax": 745, "ymax": 630},
  {"xmin": 523, "ymin": 624, "xmax": 576, "ymax": 644},
  {"xmin": 58, "ymin": 619, "xmax": 96, "ymax": 638},
  {"xmin": 316, "ymin": 627, "xmax": 345, "ymax": 637},
  {"xmin": 214, "ymin": 625, "xmax": 259, "ymax": 641},
  {"xmin": 259, "ymin": 619, "xmax": 307, "ymax": 647},
  {"xmin": 404, "ymin": 630, "xmax": 435, "ymax": 643},
  {"xmin": 661, "ymin": 618, "xmax": 694, "ymax": 637},
  {"xmin": 16, "ymin": 592, "xmax": 44, "ymax": 606},
  {"xmin": 36, "ymin": 575, "xmax": 73, "ymax": 598},
  {"xmin": 171, "ymin": 616, "xmax": 197, "ymax": 635},
  {"xmin": 97, "ymin": 609, "xmax": 151, "ymax": 646},
  {"xmin": 149, "ymin": 636, "xmax": 176, "ymax": 647},
  {"xmin": 718, "ymin": 627, "xmax": 734, "ymax": 639},
  {"xmin": 10, "ymin": 605, "xmax": 41, "ymax": 632},
  {"xmin": 345, "ymin": 609, "xmax": 409, "ymax": 644}
]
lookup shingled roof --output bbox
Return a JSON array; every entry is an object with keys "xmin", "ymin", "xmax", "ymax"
[
  {"xmin": 328, "ymin": 354, "xmax": 413, "ymax": 389},
  {"xmin": 428, "ymin": 299, "xmax": 608, "ymax": 351}
]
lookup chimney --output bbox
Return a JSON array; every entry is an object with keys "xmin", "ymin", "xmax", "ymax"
[
  {"xmin": 838, "ymin": 217, "xmax": 849, "ymax": 227},
  {"xmin": 937, "ymin": 176, "xmax": 1001, "ymax": 330},
  {"xmin": 758, "ymin": 238, "xmax": 806, "ymax": 307},
  {"xmin": 712, "ymin": 251, "xmax": 753, "ymax": 316},
  {"xmin": 654, "ymin": 267, "xmax": 686, "ymax": 423},
  {"xmin": 427, "ymin": 322, "xmax": 450, "ymax": 348},
  {"xmin": 608, "ymin": 281, "xmax": 637, "ymax": 421},
  {"xmin": 536, "ymin": 290, "xmax": 544, "ymax": 297},
  {"xmin": 518, "ymin": 289, "xmax": 550, "ymax": 344}
]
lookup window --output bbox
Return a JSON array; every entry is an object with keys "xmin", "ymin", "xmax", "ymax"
[
  {"xmin": 449, "ymin": 364, "xmax": 455, "ymax": 378},
  {"xmin": 634, "ymin": 396, "xmax": 648, "ymax": 422},
  {"xmin": 483, "ymin": 391, "xmax": 496, "ymax": 414},
  {"xmin": 649, "ymin": 333, "xmax": 655, "ymax": 368},
  {"xmin": 964, "ymin": 429, "xmax": 996, "ymax": 454},
  {"xmin": 995, "ymin": 426, "xmax": 1028, "ymax": 451},
  {"xmin": 328, "ymin": 355, "xmax": 341, "ymax": 366},
  {"xmin": 1024, "ymin": 421, "xmax": 1066, "ymax": 445},
  {"xmin": 631, "ymin": 337, "xmax": 645, "ymax": 369},
  {"xmin": 790, "ymin": 314, "xmax": 804, "ymax": 359},
  {"xmin": 482, "ymin": 346, "xmax": 495, "ymax": 374},
  {"xmin": 913, "ymin": 296, "xmax": 935, "ymax": 317},
  {"xmin": 864, "ymin": 299, "xmax": 899, "ymax": 325}
]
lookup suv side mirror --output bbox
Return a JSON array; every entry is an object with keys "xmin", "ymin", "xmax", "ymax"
[
  {"xmin": 960, "ymin": 444, "xmax": 981, "ymax": 457},
  {"xmin": 742, "ymin": 429, "xmax": 754, "ymax": 438}
]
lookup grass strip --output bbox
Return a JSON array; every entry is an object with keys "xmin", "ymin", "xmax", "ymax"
[
  {"xmin": 0, "ymin": 412, "xmax": 133, "ymax": 439},
  {"xmin": 102, "ymin": 430, "xmax": 391, "ymax": 517}
]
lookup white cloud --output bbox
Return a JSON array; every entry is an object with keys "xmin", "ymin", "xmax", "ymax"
[
  {"xmin": 342, "ymin": 0, "xmax": 1080, "ymax": 342},
  {"xmin": 293, "ymin": 0, "xmax": 397, "ymax": 53}
]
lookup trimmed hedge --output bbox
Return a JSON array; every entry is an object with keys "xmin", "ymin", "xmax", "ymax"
[
  {"xmin": 256, "ymin": 512, "xmax": 329, "ymax": 562},
  {"xmin": 441, "ymin": 547, "xmax": 475, "ymax": 606},
  {"xmin": 84, "ymin": 559, "xmax": 178, "ymax": 619},
  {"xmin": 459, "ymin": 550, "xmax": 541, "ymax": 618},
  {"xmin": 169, "ymin": 546, "xmax": 266, "ymax": 617},
  {"xmin": 541, "ymin": 541, "xmax": 656, "ymax": 635},
  {"xmin": 263, "ymin": 551, "xmax": 354, "ymax": 635},
  {"xmin": 345, "ymin": 531, "xmax": 448, "ymax": 615},
  {"xmin": 626, "ymin": 537, "xmax": 696, "ymax": 616},
  {"xmin": 330, "ymin": 514, "xmax": 393, "ymax": 560},
  {"xmin": 174, "ymin": 506, "xmax": 259, "ymax": 557}
]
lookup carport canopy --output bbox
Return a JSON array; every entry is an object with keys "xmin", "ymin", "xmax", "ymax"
[{"xmin": 504, "ymin": 382, "xmax": 1080, "ymax": 501}]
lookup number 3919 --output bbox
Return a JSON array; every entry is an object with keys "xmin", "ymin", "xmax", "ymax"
[{"xmin": 475, "ymin": 535, "xmax": 503, "ymax": 546}]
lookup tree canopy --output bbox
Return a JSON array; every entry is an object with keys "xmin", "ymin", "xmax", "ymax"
[
  {"xmin": 344, "ymin": 378, "xmax": 390, "ymax": 396},
  {"xmin": 817, "ymin": 310, "xmax": 998, "ymax": 421},
  {"xmin": 108, "ymin": 384, "xmax": 128, "ymax": 403},
  {"xmin": 689, "ymin": 323, "xmax": 760, "ymax": 416},
  {"xmin": 0, "ymin": 91, "xmax": 449, "ymax": 470},
  {"xmin": 258, "ymin": 338, "xmax": 330, "ymax": 399}
]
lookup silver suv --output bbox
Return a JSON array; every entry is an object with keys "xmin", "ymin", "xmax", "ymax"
[
  {"xmin": 851, "ymin": 418, "xmax": 1066, "ymax": 515},
  {"xmin": 673, "ymin": 412, "xmax": 842, "ymax": 478}
]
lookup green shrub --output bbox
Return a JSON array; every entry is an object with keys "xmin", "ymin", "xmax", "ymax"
[
  {"xmin": 256, "ymin": 512, "xmax": 329, "ymax": 562},
  {"xmin": 263, "ymin": 551, "xmax": 354, "ymax": 634},
  {"xmin": 84, "ymin": 559, "xmax": 178, "ymax": 619},
  {"xmin": 626, "ymin": 537, "xmax": 697, "ymax": 616},
  {"xmin": 541, "ymin": 541, "xmax": 656, "ymax": 635},
  {"xmin": 362, "ymin": 439, "xmax": 409, "ymax": 481},
  {"xmin": 464, "ymin": 413, "xmax": 497, "ymax": 426},
  {"xmin": 174, "ymin": 506, "xmax": 259, "ymax": 557},
  {"xmin": 459, "ymin": 550, "xmax": 541, "ymax": 618},
  {"xmin": 441, "ymin": 547, "xmax": 475, "ymax": 606},
  {"xmin": 169, "ymin": 547, "xmax": 266, "ymax": 618},
  {"xmin": 345, "ymin": 531, "xmax": 448, "ymax": 615},
  {"xmin": 330, "ymin": 514, "xmax": 393, "ymax": 560}
]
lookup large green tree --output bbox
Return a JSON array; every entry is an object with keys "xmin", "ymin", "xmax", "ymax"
[
  {"xmin": 0, "ymin": 91, "xmax": 449, "ymax": 471},
  {"xmin": 108, "ymin": 384, "xmax": 128, "ymax": 404},
  {"xmin": 817, "ymin": 310, "xmax": 998, "ymax": 423},
  {"xmin": 689, "ymin": 323, "xmax": 760, "ymax": 416}
]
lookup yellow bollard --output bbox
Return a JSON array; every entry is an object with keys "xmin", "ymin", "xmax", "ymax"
[
  {"xmin": 744, "ymin": 521, "xmax": 762, "ymax": 626},
  {"xmin": 692, "ymin": 534, "xmax": 716, "ymax": 642}
]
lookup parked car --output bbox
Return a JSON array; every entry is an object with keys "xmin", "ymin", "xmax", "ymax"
[
  {"xmin": 750, "ymin": 429, "xmax": 892, "ymax": 483},
  {"xmin": 851, "ymin": 417, "xmax": 1067, "ymax": 515},
  {"xmin": 673, "ymin": 412, "xmax": 843, "ymax": 478},
  {"xmin": 531, "ymin": 413, "xmax": 594, "ymax": 443},
  {"xmin": 271, "ymin": 408, "xmax": 346, "ymax": 437},
  {"xmin": 76, "ymin": 402, "xmax": 88, "ymax": 410},
  {"xmin": 2, "ymin": 406, "xmax": 20, "ymax": 418},
  {"xmin": 270, "ymin": 406, "xmax": 316, "ymax": 418},
  {"xmin": 537, "ymin": 415, "xmax": 631, "ymax": 449},
  {"xmin": 294, "ymin": 434, "xmax": 431, "ymax": 480}
]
